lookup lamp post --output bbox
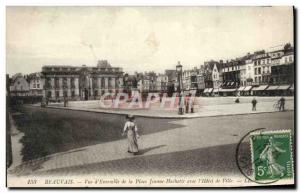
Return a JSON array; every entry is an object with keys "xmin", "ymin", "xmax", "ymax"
[
  {"xmin": 176, "ymin": 61, "xmax": 183, "ymax": 92},
  {"xmin": 176, "ymin": 61, "xmax": 183, "ymax": 115}
]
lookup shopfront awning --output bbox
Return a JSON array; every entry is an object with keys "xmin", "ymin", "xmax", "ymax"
[
  {"xmin": 238, "ymin": 87, "xmax": 245, "ymax": 91},
  {"xmin": 252, "ymin": 85, "xmax": 268, "ymax": 91},
  {"xmin": 213, "ymin": 88, "xmax": 219, "ymax": 92},
  {"xmin": 266, "ymin": 85, "xmax": 279, "ymax": 90},
  {"xmin": 243, "ymin": 86, "xmax": 252, "ymax": 91},
  {"xmin": 204, "ymin": 88, "xmax": 213, "ymax": 93},
  {"xmin": 219, "ymin": 88, "xmax": 237, "ymax": 92},
  {"xmin": 277, "ymin": 85, "xmax": 290, "ymax": 90}
]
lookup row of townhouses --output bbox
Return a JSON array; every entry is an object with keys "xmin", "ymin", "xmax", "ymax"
[{"xmin": 8, "ymin": 43, "xmax": 294, "ymax": 101}]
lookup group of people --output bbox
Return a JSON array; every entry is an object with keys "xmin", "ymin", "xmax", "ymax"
[
  {"xmin": 251, "ymin": 97, "xmax": 285, "ymax": 111},
  {"xmin": 178, "ymin": 93, "xmax": 195, "ymax": 115}
]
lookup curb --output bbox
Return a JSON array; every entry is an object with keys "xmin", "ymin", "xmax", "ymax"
[{"xmin": 26, "ymin": 105, "xmax": 294, "ymax": 120}]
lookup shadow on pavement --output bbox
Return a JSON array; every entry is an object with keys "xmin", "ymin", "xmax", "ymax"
[
  {"xmin": 137, "ymin": 145, "xmax": 167, "ymax": 155},
  {"xmin": 32, "ymin": 143, "xmax": 243, "ymax": 177},
  {"xmin": 12, "ymin": 106, "xmax": 185, "ymax": 162}
]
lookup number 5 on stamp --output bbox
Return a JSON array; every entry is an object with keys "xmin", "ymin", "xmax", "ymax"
[{"xmin": 250, "ymin": 130, "xmax": 294, "ymax": 181}]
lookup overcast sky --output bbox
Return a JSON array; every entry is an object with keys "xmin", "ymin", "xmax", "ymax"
[{"xmin": 6, "ymin": 6, "xmax": 293, "ymax": 75}]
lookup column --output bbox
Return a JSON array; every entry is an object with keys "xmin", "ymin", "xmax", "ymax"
[
  {"xmin": 105, "ymin": 77, "xmax": 108, "ymax": 90},
  {"xmin": 111, "ymin": 77, "xmax": 115, "ymax": 93},
  {"xmin": 98, "ymin": 77, "xmax": 102, "ymax": 95},
  {"xmin": 75, "ymin": 77, "xmax": 79, "ymax": 96},
  {"xmin": 51, "ymin": 78, "xmax": 55, "ymax": 98},
  {"xmin": 90, "ymin": 77, "xmax": 93, "ymax": 97},
  {"xmin": 59, "ymin": 77, "xmax": 63, "ymax": 97},
  {"xmin": 67, "ymin": 77, "xmax": 71, "ymax": 97}
]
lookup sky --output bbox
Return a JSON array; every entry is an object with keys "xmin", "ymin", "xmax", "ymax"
[{"xmin": 6, "ymin": 6, "xmax": 293, "ymax": 75}]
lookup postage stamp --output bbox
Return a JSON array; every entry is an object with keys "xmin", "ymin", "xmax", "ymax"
[{"xmin": 250, "ymin": 130, "xmax": 294, "ymax": 181}]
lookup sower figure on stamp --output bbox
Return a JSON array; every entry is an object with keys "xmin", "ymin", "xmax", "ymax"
[
  {"xmin": 259, "ymin": 137, "xmax": 286, "ymax": 178},
  {"xmin": 252, "ymin": 97, "xmax": 257, "ymax": 111},
  {"xmin": 122, "ymin": 114, "xmax": 140, "ymax": 155}
]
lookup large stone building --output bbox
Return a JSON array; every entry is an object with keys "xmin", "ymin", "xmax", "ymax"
[{"xmin": 42, "ymin": 60, "xmax": 124, "ymax": 101}]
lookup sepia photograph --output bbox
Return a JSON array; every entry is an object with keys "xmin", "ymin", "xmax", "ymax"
[{"xmin": 6, "ymin": 6, "xmax": 295, "ymax": 188}]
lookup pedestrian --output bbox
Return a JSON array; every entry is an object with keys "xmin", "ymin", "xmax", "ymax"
[
  {"xmin": 178, "ymin": 93, "xmax": 185, "ymax": 115},
  {"xmin": 185, "ymin": 94, "xmax": 190, "ymax": 113},
  {"xmin": 252, "ymin": 97, "xmax": 257, "ymax": 111},
  {"xmin": 122, "ymin": 115, "xmax": 140, "ymax": 155},
  {"xmin": 189, "ymin": 93, "xmax": 195, "ymax": 113},
  {"xmin": 279, "ymin": 96, "xmax": 285, "ymax": 111},
  {"xmin": 63, "ymin": 96, "xmax": 68, "ymax": 107},
  {"xmin": 235, "ymin": 97, "xmax": 240, "ymax": 103}
]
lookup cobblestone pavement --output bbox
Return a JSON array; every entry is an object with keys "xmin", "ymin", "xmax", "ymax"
[
  {"xmin": 45, "ymin": 96, "xmax": 294, "ymax": 118},
  {"xmin": 9, "ymin": 111, "xmax": 294, "ymax": 177}
]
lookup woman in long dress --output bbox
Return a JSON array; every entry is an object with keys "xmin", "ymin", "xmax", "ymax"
[{"xmin": 122, "ymin": 115, "xmax": 139, "ymax": 155}]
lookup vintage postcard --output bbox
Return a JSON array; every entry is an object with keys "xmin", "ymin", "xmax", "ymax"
[{"xmin": 6, "ymin": 6, "xmax": 295, "ymax": 187}]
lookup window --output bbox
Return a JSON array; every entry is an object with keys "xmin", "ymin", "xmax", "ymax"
[
  {"xmin": 93, "ymin": 78, "xmax": 98, "ymax": 88},
  {"xmin": 285, "ymin": 57, "xmax": 288, "ymax": 63},
  {"xmin": 289, "ymin": 56, "xmax": 293, "ymax": 62},
  {"xmin": 255, "ymin": 77, "xmax": 258, "ymax": 83},
  {"xmin": 101, "ymin": 78, "xmax": 105, "ymax": 87},
  {"xmin": 255, "ymin": 68, "xmax": 257, "ymax": 75},
  {"xmin": 254, "ymin": 61, "xmax": 257, "ymax": 66},
  {"xmin": 258, "ymin": 68, "xmax": 261, "ymax": 75},
  {"xmin": 33, "ymin": 84, "xmax": 36, "ymax": 88},
  {"xmin": 71, "ymin": 78, "xmax": 75, "ymax": 88},
  {"xmin": 258, "ymin": 60, "xmax": 261, "ymax": 65},
  {"xmin": 37, "ymin": 84, "xmax": 40, "ymax": 88},
  {"xmin": 55, "ymin": 91, "xmax": 59, "ymax": 98},
  {"xmin": 55, "ymin": 78, "xmax": 59, "ymax": 88},
  {"xmin": 63, "ymin": 78, "xmax": 68, "ymax": 88}
]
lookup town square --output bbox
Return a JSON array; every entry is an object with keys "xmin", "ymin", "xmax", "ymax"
[{"xmin": 6, "ymin": 6, "xmax": 295, "ymax": 187}]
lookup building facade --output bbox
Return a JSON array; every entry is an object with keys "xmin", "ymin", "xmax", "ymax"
[
  {"xmin": 42, "ymin": 60, "xmax": 123, "ymax": 101},
  {"xmin": 28, "ymin": 72, "xmax": 44, "ymax": 96},
  {"xmin": 182, "ymin": 68, "xmax": 198, "ymax": 92},
  {"xmin": 9, "ymin": 73, "xmax": 30, "ymax": 96},
  {"xmin": 156, "ymin": 74, "xmax": 168, "ymax": 93}
]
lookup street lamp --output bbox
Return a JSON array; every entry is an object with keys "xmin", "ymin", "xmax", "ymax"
[
  {"xmin": 176, "ymin": 61, "xmax": 183, "ymax": 92},
  {"xmin": 176, "ymin": 61, "xmax": 183, "ymax": 115}
]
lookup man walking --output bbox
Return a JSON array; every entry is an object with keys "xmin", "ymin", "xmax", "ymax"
[
  {"xmin": 252, "ymin": 97, "xmax": 257, "ymax": 111},
  {"xmin": 279, "ymin": 96, "xmax": 285, "ymax": 111}
]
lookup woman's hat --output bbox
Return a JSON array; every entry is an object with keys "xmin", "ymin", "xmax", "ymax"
[{"xmin": 127, "ymin": 114, "xmax": 135, "ymax": 119}]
